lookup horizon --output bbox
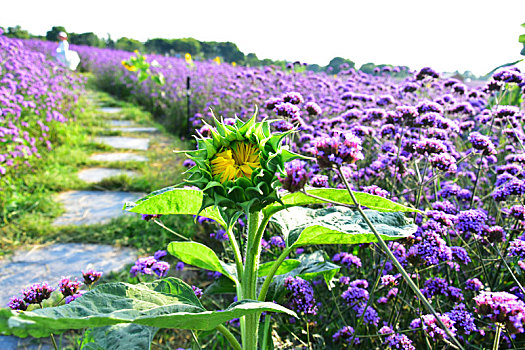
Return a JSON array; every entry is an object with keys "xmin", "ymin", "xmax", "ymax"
[{"xmin": 2, "ymin": 0, "xmax": 525, "ymax": 75}]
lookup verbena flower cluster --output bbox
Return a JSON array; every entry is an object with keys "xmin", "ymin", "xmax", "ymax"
[
  {"xmin": 130, "ymin": 250, "xmax": 170, "ymax": 278},
  {"xmin": 7, "ymin": 269, "xmax": 102, "ymax": 310}
]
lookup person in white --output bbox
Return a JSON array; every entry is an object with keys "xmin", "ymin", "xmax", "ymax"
[{"xmin": 55, "ymin": 32, "xmax": 80, "ymax": 71}]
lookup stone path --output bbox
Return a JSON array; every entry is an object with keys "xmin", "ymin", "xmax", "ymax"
[
  {"xmin": 0, "ymin": 243, "xmax": 137, "ymax": 304},
  {"xmin": 53, "ymin": 190, "xmax": 144, "ymax": 226},
  {"xmin": 99, "ymin": 107, "xmax": 123, "ymax": 114},
  {"xmin": 89, "ymin": 152, "xmax": 148, "ymax": 162},
  {"xmin": 2, "ymin": 102, "xmax": 160, "ymax": 349},
  {"xmin": 78, "ymin": 167, "xmax": 138, "ymax": 183},
  {"xmin": 111, "ymin": 126, "xmax": 159, "ymax": 133},
  {"xmin": 95, "ymin": 136, "xmax": 150, "ymax": 150}
]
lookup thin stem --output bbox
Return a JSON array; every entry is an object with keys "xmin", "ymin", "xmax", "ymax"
[
  {"xmin": 494, "ymin": 244, "xmax": 525, "ymax": 295},
  {"xmin": 216, "ymin": 324, "xmax": 242, "ymax": 350},
  {"xmin": 258, "ymin": 247, "xmax": 293, "ymax": 301},
  {"xmin": 153, "ymin": 219, "xmax": 190, "ymax": 241},
  {"xmin": 336, "ymin": 165, "xmax": 465, "ymax": 350},
  {"xmin": 493, "ymin": 324, "xmax": 502, "ymax": 350},
  {"xmin": 301, "ymin": 189, "xmax": 355, "ymax": 209},
  {"xmin": 39, "ymin": 303, "xmax": 58, "ymax": 350},
  {"xmin": 261, "ymin": 315, "xmax": 272, "ymax": 350},
  {"xmin": 349, "ymin": 259, "xmax": 386, "ymax": 348},
  {"xmin": 190, "ymin": 330, "xmax": 201, "ymax": 349}
]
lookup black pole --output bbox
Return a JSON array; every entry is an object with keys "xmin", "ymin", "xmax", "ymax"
[{"xmin": 186, "ymin": 76, "xmax": 191, "ymax": 137}]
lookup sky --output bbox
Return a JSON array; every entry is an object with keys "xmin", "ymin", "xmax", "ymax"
[{"xmin": 2, "ymin": 0, "xmax": 525, "ymax": 76}]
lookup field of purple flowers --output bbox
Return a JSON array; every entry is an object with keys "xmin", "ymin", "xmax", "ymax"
[
  {"xmin": 0, "ymin": 32, "xmax": 84, "ymax": 210},
  {"xmin": 10, "ymin": 37, "xmax": 525, "ymax": 348}
]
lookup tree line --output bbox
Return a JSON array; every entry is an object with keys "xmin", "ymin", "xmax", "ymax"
[{"xmin": 2, "ymin": 24, "xmax": 415, "ymax": 76}]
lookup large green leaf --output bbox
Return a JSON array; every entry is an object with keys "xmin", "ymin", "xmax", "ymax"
[
  {"xmin": 258, "ymin": 259, "xmax": 301, "ymax": 277},
  {"xmin": 0, "ymin": 278, "xmax": 296, "ymax": 338},
  {"xmin": 292, "ymin": 252, "xmax": 340, "ymax": 286},
  {"xmin": 168, "ymin": 242, "xmax": 237, "ymax": 283},
  {"xmin": 268, "ymin": 252, "xmax": 340, "ymax": 299},
  {"xmin": 124, "ymin": 188, "xmax": 226, "ymax": 227},
  {"xmin": 264, "ymin": 188, "xmax": 420, "ymax": 218},
  {"xmin": 272, "ymin": 206, "xmax": 416, "ymax": 248},
  {"xmin": 81, "ymin": 324, "xmax": 158, "ymax": 350},
  {"xmin": 204, "ymin": 276, "xmax": 236, "ymax": 295}
]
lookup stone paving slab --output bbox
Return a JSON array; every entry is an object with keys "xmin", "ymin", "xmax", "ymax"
[
  {"xmin": 89, "ymin": 152, "xmax": 148, "ymax": 162},
  {"xmin": 98, "ymin": 107, "xmax": 123, "ymax": 114},
  {"xmin": 111, "ymin": 127, "xmax": 159, "ymax": 133},
  {"xmin": 0, "ymin": 243, "xmax": 137, "ymax": 349},
  {"xmin": 95, "ymin": 136, "xmax": 150, "ymax": 150},
  {"xmin": 0, "ymin": 336, "xmax": 53, "ymax": 350},
  {"xmin": 109, "ymin": 120, "xmax": 134, "ymax": 127},
  {"xmin": 78, "ymin": 168, "xmax": 138, "ymax": 183},
  {"xmin": 0, "ymin": 243, "xmax": 137, "ymax": 304},
  {"xmin": 53, "ymin": 191, "xmax": 144, "ymax": 226}
]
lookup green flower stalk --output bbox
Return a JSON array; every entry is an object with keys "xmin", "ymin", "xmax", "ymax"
[{"xmin": 182, "ymin": 111, "xmax": 306, "ymax": 349}]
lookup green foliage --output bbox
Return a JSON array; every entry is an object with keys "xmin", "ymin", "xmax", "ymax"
[
  {"xmin": 168, "ymin": 241, "xmax": 237, "ymax": 282},
  {"xmin": 4, "ymin": 25, "xmax": 30, "ymax": 39},
  {"xmin": 81, "ymin": 324, "xmax": 158, "ymax": 350},
  {"xmin": 115, "ymin": 37, "xmax": 144, "ymax": 52},
  {"xmin": 0, "ymin": 278, "xmax": 296, "ymax": 338},
  {"xmin": 121, "ymin": 50, "xmax": 165, "ymax": 85},
  {"xmin": 326, "ymin": 57, "xmax": 355, "ymax": 74},
  {"xmin": 488, "ymin": 83, "xmax": 523, "ymax": 108},
  {"xmin": 359, "ymin": 62, "xmax": 377, "ymax": 74},
  {"xmin": 263, "ymin": 188, "xmax": 421, "ymax": 218},
  {"xmin": 46, "ymin": 26, "xmax": 67, "ymax": 42},
  {"xmin": 124, "ymin": 187, "xmax": 226, "ymax": 227},
  {"xmin": 271, "ymin": 206, "xmax": 416, "ymax": 248},
  {"xmin": 272, "ymin": 251, "xmax": 340, "ymax": 289},
  {"xmin": 258, "ymin": 259, "xmax": 301, "ymax": 277},
  {"xmin": 70, "ymin": 32, "xmax": 105, "ymax": 48}
]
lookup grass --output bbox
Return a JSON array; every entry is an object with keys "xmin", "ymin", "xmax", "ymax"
[{"xmin": 0, "ymin": 83, "xmax": 198, "ymax": 256}]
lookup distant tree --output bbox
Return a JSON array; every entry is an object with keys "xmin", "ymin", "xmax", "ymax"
[
  {"xmin": 145, "ymin": 38, "xmax": 171, "ymax": 54},
  {"xmin": 115, "ymin": 37, "xmax": 143, "ymax": 52},
  {"xmin": 201, "ymin": 41, "xmax": 218, "ymax": 58},
  {"xmin": 105, "ymin": 33, "xmax": 115, "ymax": 49},
  {"xmin": 69, "ymin": 32, "xmax": 105, "ymax": 47},
  {"xmin": 171, "ymin": 38, "xmax": 201, "ymax": 55},
  {"xmin": 359, "ymin": 62, "xmax": 377, "ymax": 74},
  {"xmin": 245, "ymin": 53, "xmax": 259, "ymax": 66},
  {"xmin": 46, "ymin": 26, "xmax": 67, "ymax": 41},
  {"xmin": 216, "ymin": 42, "xmax": 244, "ymax": 63},
  {"xmin": 326, "ymin": 57, "xmax": 355, "ymax": 74},
  {"xmin": 5, "ymin": 25, "xmax": 30, "ymax": 39},
  {"xmin": 306, "ymin": 64, "xmax": 322, "ymax": 73}
]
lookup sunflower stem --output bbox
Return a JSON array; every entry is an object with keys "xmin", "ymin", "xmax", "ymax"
[
  {"xmin": 216, "ymin": 324, "xmax": 242, "ymax": 350},
  {"xmin": 242, "ymin": 211, "xmax": 265, "ymax": 350}
]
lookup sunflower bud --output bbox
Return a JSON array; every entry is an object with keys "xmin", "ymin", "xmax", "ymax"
[{"xmin": 183, "ymin": 110, "xmax": 306, "ymax": 220}]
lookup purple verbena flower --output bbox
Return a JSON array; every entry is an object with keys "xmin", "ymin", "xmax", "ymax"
[
  {"xmin": 82, "ymin": 270, "xmax": 103, "ymax": 286},
  {"xmin": 278, "ymin": 160, "xmax": 311, "ymax": 193},
  {"xmin": 21, "ymin": 282, "xmax": 55, "ymax": 304},
  {"xmin": 58, "ymin": 277, "xmax": 82, "ymax": 297}
]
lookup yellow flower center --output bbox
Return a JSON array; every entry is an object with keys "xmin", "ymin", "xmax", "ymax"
[{"xmin": 211, "ymin": 142, "xmax": 261, "ymax": 183}]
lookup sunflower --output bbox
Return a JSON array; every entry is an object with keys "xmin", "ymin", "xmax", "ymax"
[
  {"xmin": 121, "ymin": 60, "xmax": 137, "ymax": 72},
  {"xmin": 211, "ymin": 142, "xmax": 260, "ymax": 183},
  {"xmin": 183, "ymin": 111, "xmax": 307, "ymax": 220}
]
